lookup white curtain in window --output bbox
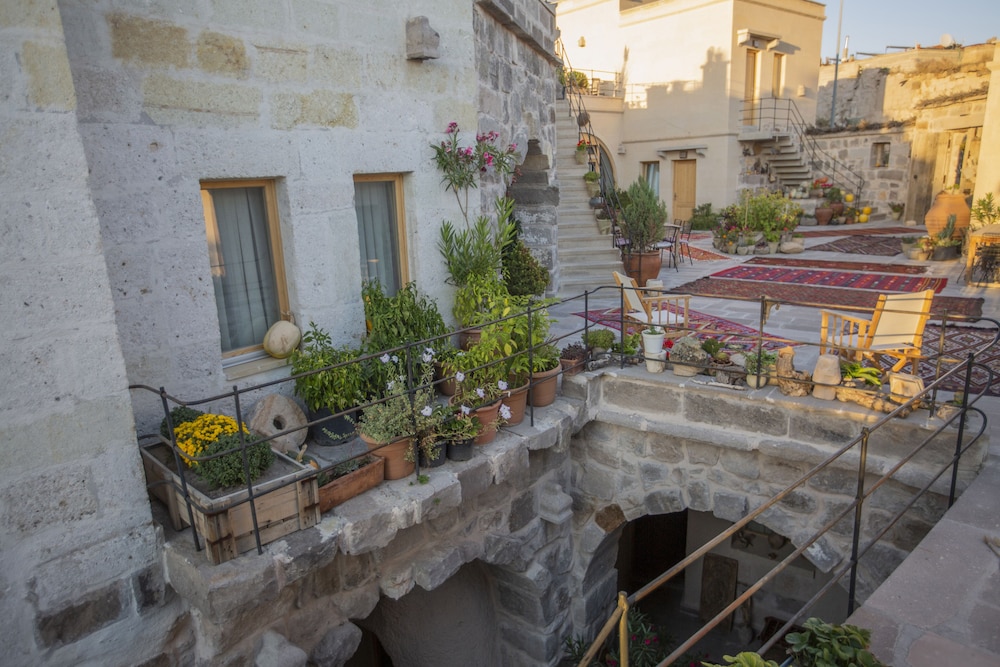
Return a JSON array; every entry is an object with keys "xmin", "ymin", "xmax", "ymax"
[
  {"xmin": 205, "ymin": 187, "xmax": 279, "ymax": 353},
  {"xmin": 355, "ymin": 181, "xmax": 401, "ymax": 295},
  {"xmin": 644, "ymin": 162, "xmax": 660, "ymax": 198}
]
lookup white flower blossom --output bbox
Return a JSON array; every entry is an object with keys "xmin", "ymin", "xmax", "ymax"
[
  {"xmin": 380, "ymin": 353, "xmax": 391, "ymax": 364},
  {"xmin": 498, "ymin": 380, "xmax": 508, "ymax": 391},
  {"xmin": 499, "ymin": 404, "xmax": 512, "ymax": 420},
  {"xmin": 476, "ymin": 387, "xmax": 485, "ymax": 398},
  {"xmin": 421, "ymin": 405, "xmax": 433, "ymax": 417},
  {"xmin": 455, "ymin": 371, "xmax": 465, "ymax": 383},
  {"xmin": 387, "ymin": 380, "xmax": 396, "ymax": 391},
  {"xmin": 391, "ymin": 355, "xmax": 399, "ymax": 363},
  {"xmin": 421, "ymin": 351, "xmax": 433, "ymax": 363},
  {"xmin": 461, "ymin": 405, "xmax": 471, "ymax": 415}
]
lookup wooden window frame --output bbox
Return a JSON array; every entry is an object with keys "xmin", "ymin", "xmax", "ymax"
[{"xmin": 200, "ymin": 178, "xmax": 290, "ymax": 360}]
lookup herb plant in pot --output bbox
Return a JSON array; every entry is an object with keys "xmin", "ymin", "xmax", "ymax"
[
  {"xmin": 582, "ymin": 329, "xmax": 615, "ymax": 356},
  {"xmin": 289, "ymin": 323, "xmax": 365, "ymax": 446},
  {"xmin": 560, "ymin": 342, "xmax": 588, "ymax": 376},
  {"xmin": 743, "ymin": 349, "xmax": 777, "ymax": 388},
  {"xmin": 620, "ymin": 178, "xmax": 668, "ymax": 286},
  {"xmin": 449, "ymin": 336, "xmax": 510, "ymax": 445}
]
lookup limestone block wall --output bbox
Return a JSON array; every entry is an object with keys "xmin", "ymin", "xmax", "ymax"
[
  {"xmin": 810, "ymin": 127, "xmax": 912, "ymax": 215},
  {"xmin": 56, "ymin": 0, "xmax": 558, "ymax": 433},
  {"xmin": 0, "ymin": 4, "xmax": 164, "ymax": 664}
]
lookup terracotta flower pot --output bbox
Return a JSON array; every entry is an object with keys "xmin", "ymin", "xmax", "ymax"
[
  {"xmin": 359, "ymin": 432, "xmax": 415, "ymax": 480},
  {"xmin": 924, "ymin": 191, "xmax": 970, "ymax": 240},
  {"xmin": 502, "ymin": 381, "xmax": 529, "ymax": 425},
  {"xmin": 622, "ymin": 251, "xmax": 662, "ymax": 287},
  {"xmin": 814, "ymin": 207, "xmax": 834, "ymax": 226},
  {"xmin": 529, "ymin": 364, "xmax": 561, "ymax": 407},
  {"xmin": 472, "ymin": 400, "xmax": 503, "ymax": 445}
]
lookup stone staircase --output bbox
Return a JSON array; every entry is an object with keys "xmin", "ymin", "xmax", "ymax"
[
  {"xmin": 555, "ymin": 99, "xmax": 623, "ymax": 296},
  {"xmin": 763, "ymin": 133, "xmax": 811, "ymax": 189}
]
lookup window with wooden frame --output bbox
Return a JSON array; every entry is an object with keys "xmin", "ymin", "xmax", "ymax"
[
  {"xmin": 354, "ymin": 174, "xmax": 408, "ymax": 296},
  {"xmin": 200, "ymin": 179, "xmax": 289, "ymax": 359},
  {"xmin": 871, "ymin": 142, "xmax": 890, "ymax": 168}
]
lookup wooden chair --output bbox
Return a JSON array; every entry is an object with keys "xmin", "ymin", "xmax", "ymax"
[
  {"xmin": 654, "ymin": 224, "xmax": 682, "ymax": 271},
  {"xmin": 612, "ymin": 271, "xmax": 691, "ymax": 335},
  {"xmin": 819, "ymin": 290, "xmax": 935, "ymax": 374}
]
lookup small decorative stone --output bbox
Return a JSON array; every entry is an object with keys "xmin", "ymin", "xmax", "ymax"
[
  {"xmin": 249, "ymin": 394, "xmax": 307, "ymax": 453},
  {"xmin": 262, "ymin": 320, "xmax": 301, "ymax": 359},
  {"xmin": 812, "ymin": 354, "xmax": 841, "ymax": 400},
  {"xmin": 406, "ymin": 17, "xmax": 439, "ymax": 61}
]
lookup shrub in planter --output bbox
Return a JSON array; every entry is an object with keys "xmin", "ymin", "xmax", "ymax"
[
  {"xmin": 582, "ymin": 329, "xmax": 615, "ymax": 352},
  {"xmin": 502, "ymin": 236, "xmax": 549, "ymax": 297},
  {"xmin": 173, "ymin": 413, "xmax": 274, "ymax": 488}
]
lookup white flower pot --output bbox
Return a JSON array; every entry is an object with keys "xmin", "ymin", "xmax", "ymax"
[
  {"xmin": 642, "ymin": 331, "xmax": 665, "ymax": 356},
  {"xmin": 645, "ymin": 351, "xmax": 667, "ymax": 373}
]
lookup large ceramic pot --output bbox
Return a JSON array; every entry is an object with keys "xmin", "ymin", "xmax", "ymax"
[
  {"xmin": 924, "ymin": 191, "xmax": 970, "ymax": 240},
  {"xmin": 529, "ymin": 364, "xmax": 561, "ymax": 407},
  {"xmin": 359, "ymin": 432, "xmax": 415, "ymax": 480},
  {"xmin": 622, "ymin": 251, "xmax": 662, "ymax": 287},
  {"xmin": 814, "ymin": 207, "xmax": 834, "ymax": 226}
]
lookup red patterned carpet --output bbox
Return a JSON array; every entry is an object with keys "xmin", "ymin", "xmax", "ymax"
[
  {"xmin": 669, "ymin": 278, "xmax": 983, "ymax": 317},
  {"xmin": 708, "ymin": 265, "xmax": 947, "ymax": 293},
  {"xmin": 689, "ymin": 246, "xmax": 730, "ymax": 261},
  {"xmin": 573, "ymin": 307, "xmax": 793, "ymax": 351},
  {"xmin": 745, "ymin": 257, "xmax": 927, "ymax": 275},
  {"xmin": 914, "ymin": 324, "xmax": 1000, "ymax": 397},
  {"xmin": 798, "ymin": 226, "xmax": 916, "ymax": 237},
  {"xmin": 809, "ymin": 236, "xmax": 903, "ymax": 256}
]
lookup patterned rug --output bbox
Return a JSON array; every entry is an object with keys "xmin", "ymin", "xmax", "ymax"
[
  {"xmin": 689, "ymin": 246, "xmax": 730, "ymax": 261},
  {"xmin": 708, "ymin": 265, "xmax": 947, "ymax": 293},
  {"xmin": 572, "ymin": 307, "xmax": 793, "ymax": 351},
  {"xmin": 745, "ymin": 257, "xmax": 927, "ymax": 275},
  {"xmin": 911, "ymin": 324, "xmax": 1000, "ymax": 397},
  {"xmin": 669, "ymin": 279, "xmax": 983, "ymax": 317},
  {"xmin": 809, "ymin": 236, "xmax": 902, "ymax": 256},
  {"xmin": 798, "ymin": 226, "xmax": 917, "ymax": 238}
]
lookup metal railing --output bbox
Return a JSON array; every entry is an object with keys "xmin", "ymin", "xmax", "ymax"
[
  {"xmin": 741, "ymin": 97, "xmax": 866, "ymax": 202},
  {"xmin": 572, "ymin": 291, "xmax": 997, "ymax": 667}
]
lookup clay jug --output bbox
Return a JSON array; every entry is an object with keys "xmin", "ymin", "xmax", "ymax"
[{"xmin": 924, "ymin": 191, "xmax": 970, "ymax": 240}]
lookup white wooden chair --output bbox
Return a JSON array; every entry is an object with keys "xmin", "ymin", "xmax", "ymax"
[
  {"xmin": 819, "ymin": 289, "xmax": 935, "ymax": 374},
  {"xmin": 612, "ymin": 271, "xmax": 691, "ymax": 336}
]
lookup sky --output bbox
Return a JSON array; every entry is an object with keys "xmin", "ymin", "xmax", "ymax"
[{"xmin": 820, "ymin": 0, "xmax": 1000, "ymax": 61}]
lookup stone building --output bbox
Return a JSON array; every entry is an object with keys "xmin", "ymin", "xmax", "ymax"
[
  {"xmin": 0, "ymin": 1, "xmax": 563, "ymax": 663},
  {"xmin": 553, "ymin": 0, "xmax": 826, "ymax": 219},
  {"xmin": 813, "ymin": 40, "xmax": 1000, "ymax": 221}
]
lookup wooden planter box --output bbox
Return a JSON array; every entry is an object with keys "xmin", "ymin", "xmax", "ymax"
[
  {"xmin": 317, "ymin": 456, "xmax": 384, "ymax": 512},
  {"xmin": 140, "ymin": 442, "xmax": 320, "ymax": 564}
]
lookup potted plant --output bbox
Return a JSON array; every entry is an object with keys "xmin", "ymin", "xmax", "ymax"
[
  {"xmin": 582, "ymin": 329, "xmax": 615, "ymax": 356},
  {"xmin": 289, "ymin": 323, "xmax": 365, "ymax": 446},
  {"xmin": 502, "ymin": 235, "xmax": 549, "ymax": 297},
  {"xmin": 439, "ymin": 413, "xmax": 482, "ymax": 461},
  {"xmin": 305, "ymin": 453, "xmax": 384, "ymax": 513},
  {"xmin": 641, "ymin": 325, "xmax": 665, "ymax": 356},
  {"xmin": 825, "ymin": 186, "xmax": 845, "ymax": 217},
  {"xmin": 889, "ymin": 202, "xmax": 905, "ymax": 220},
  {"xmin": 142, "ymin": 410, "xmax": 318, "ymax": 564},
  {"xmin": 449, "ymin": 334, "xmax": 511, "ymax": 444},
  {"xmin": 971, "ymin": 192, "xmax": 999, "ymax": 231},
  {"xmin": 574, "ymin": 138, "xmax": 589, "ymax": 164},
  {"xmin": 356, "ymin": 355, "xmax": 437, "ymax": 480},
  {"xmin": 744, "ymin": 349, "xmax": 777, "ymax": 388},
  {"xmin": 620, "ymin": 177, "xmax": 668, "ymax": 285},
  {"xmin": 930, "ymin": 214, "xmax": 962, "ymax": 260},
  {"xmin": 785, "ymin": 617, "xmax": 885, "ymax": 667},
  {"xmin": 907, "ymin": 236, "xmax": 933, "ymax": 261},
  {"xmin": 583, "ymin": 169, "xmax": 601, "ymax": 197},
  {"xmin": 560, "ymin": 342, "xmax": 588, "ymax": 376}
]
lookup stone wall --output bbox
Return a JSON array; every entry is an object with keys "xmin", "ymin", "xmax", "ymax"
[{"xmin": 0, "ymin": 3, "xmax": 163, "ymax": 664}]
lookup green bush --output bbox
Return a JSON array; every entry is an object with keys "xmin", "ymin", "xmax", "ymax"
[
  {"xmin": 689, "ymin": 203, "xmax": 721, "ymax": 230},
  {"xmin": 197, "ymin": 433, "xmax": 275, "ymax": 489},
  {"xmin": 159, "ymin": 406, "xmax": 205, "ymax": 439},
  {"xmin": 503, "ymin": 238, "xmax": 549, "ymax": 296}
]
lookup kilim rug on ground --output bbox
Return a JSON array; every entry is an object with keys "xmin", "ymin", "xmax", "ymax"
[
  {"xmin": 745, "ymin": 257, "xmax": 927, "ymax": 275},
  {"xmin": 668, "ymin": 279, "xmax": 984, "ymax": 317},
  {"xmin": 572, "ymin": 307, "xmax": 793, "ymax": 351},
  {"xmin": 689, "ymin": 247, "xmax": 730, "ymax": 261},
  {"xmin": 798, "ymin": 226, "xmax": 916, "ymax": 238},
  {"xmin": 809, "ymin": 236, "xmax": 902, "ymax": 256},
  {"xmin": 905, "ymin": 324, "xmax": 999, "ymax": 397},
  {"xmin": 708, "ymin": 265, "xmax": 947, "ymax": 293}
]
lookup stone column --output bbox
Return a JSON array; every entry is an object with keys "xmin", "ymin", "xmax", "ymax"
[{"xmin": 507, "ymin": 139, "xmax": 560, "ymax": 295}]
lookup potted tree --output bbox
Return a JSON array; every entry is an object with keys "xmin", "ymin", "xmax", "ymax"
[
  {"xmin": 620, "ymin": 178, "xmax": 668, "ymax": 286},
  {"xmin": 289, "ymin": 323, "xmax": 365, "ymax": 446}
]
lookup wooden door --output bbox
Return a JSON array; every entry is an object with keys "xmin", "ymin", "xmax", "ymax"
[
  {"xmin": 744, "ymin": 49, "xmax": 759, "ymax": 125},
  {"xmin": 672, "ymin": 159, "xmax": 697, "ymax": 221}
]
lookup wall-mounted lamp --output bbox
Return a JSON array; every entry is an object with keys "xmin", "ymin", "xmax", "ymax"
[
  {"xmin": 578, "ymin": 36, "xmax": 586, "ymax": 47},
  {"xmin": 679, "ymin": 150, "xmax": 688, "ymax": 159}
]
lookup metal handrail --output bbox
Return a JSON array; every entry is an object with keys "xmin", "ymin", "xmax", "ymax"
[{"xmin": 741, "ymin": 97, "xmax": 866, "ymax": 202}]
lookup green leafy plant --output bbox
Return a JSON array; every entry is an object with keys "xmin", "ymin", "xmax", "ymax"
[
  {"xmin": 785, "ymin": 617, "xmax": 885, "ymax": 667},
  {"xmin": 196, "ymin": 432, "xmax": 275, "ymax": 489},
  {"xmin": 611, "ymin": 332, "xmax": 642, "ymax": 356},
  {"xmin": 621, "ymin": 178, "xmax": 668, "ymax": 253},
  {"xmin": 559, "ymin": 68, "xmax": 589, "ymax": 90},
  {"xmin": 824, "ymin": 187, "xmax": 844, "ymax": 205},
  {"xmin": 584, "ymin": 170, "xmax": 600, "ymax": 183},
  {"xmin": 931, "ymin": 214, "xmax": 962, "ymax": 247},
  {"xmin": 889, "ymin": 202, "xmax": 905, "ymax": 214},
  {"xmin": 289, "ymin": 323, "xmax": 365, "ymax": 414},
  {"xmin": 689, "ymin": 203, "xmax": 721, "ymax": 231},
  {"xmin": 560, "ymin": 342, "xmax": 588, "ymax": 362},
  {"xmin": 502, "ymin": 237, "xmax": 549, "ymax": 296},
  {"xmin": 159, "ymin": 406, "xmax": 205, "ymax": 440},
  {"xmin": 971, "ymin": 192, "xmax": 999, "ymax": 230},
  {"xmin": 438, "ymin": 197, "xmax": 517, "ymax": 287},
  {"xmin": 583, "ymin": 329, "xmax": 615, "ymax": 350},
  {"xmin": 744, "ymin": 349, "xmax": 777, "ymax": 375},
  {"xmin": 702, "ymin": 652, "xmax": 780, "ymax": 667},
  {"xmin": 840, "ymin": 362, "xmax": 882, "ymax": 386},
  {"xmin": 356, "ymin": 356, "xmax": 435, "ymax": 444},
  {"xmin": 701, "ymin": 337, "xmax": 722, "ymax": 357},
  {"xmin": 361, "ymin": 280, "xmax": 448, "ymax": 354}
]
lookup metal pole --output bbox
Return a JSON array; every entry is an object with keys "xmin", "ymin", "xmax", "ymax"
[{"xmin": 829, "ymin": 0, "xmax": 844, "ymax": 126}]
